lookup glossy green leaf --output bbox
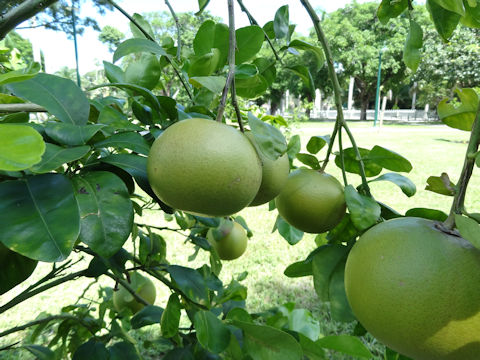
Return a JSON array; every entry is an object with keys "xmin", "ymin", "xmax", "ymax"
[
  {"xmin": 0, "ymin": 68, "xmax": 39, "ymax": 86},
  {"xmin": 253, "ymin": 58, "xmax": 277, "ymax": 86},
  {"xmin": 196, "ymin": 0, "xmax": 211, "ymax": 14},
  {"xmin": 188, "ymin": 49, "xmax": 221, "ymax": 77},
  {"xmin": 377, "ymin": 0, "xmax": 408, "ymax": 24},
  {"xmin": 437, "ymin": 88, "xmax": 479, "ymax": 131},
  {"xmin": 316, "ymin": 335, "xmax": 373, "ymax": 358},
  {"xmin": 306, "ymin": 135, "xmax": 329, "ymax": 154},
  {"xmin": 113, "ymin": 38, "xmax": 166, "ymax": 63},
  {"xmin": 312, "ymin": 245, "xmax": 349, "ymax": 302},
  {"xmin": 425, "ymin": 173, "xmax": 456, "ymax": 196},
  {"xmin": 235, "ymin": 64, "xmax": 258, "ymax": 79},
  {"xmin": 7, "ymin": 73, "xmax": 89, "ymax": 125},
  {"xmin": 108, "ymin": 341, "xmax": 141, "ymax": 360},
  {"xmin": 288, "ymin": 39, "xmax": 325, "ymax": 66},
  {"xmin": 161, "ymin": 294, "xmax": 181, "ymax": 338},
  {"xmin": 327, "ymin": 214, "xmax": 359, "ymax": 244},
  {"xmin": 298, "ymin": 334, "xmax": 326, "ymax": 360},
  {"xmin": 247, "ymin": 112, "xmax": 287, "ymax": 161},
  {"xmin": 194, "ymin": 310, "xmax": 231, "ymax": 353},
  {"xmin": 277, "ymin": 304, "xmax": 321, "ymax": 340},
  {"xmin": 132, "ymin": 100, "xmax": 153, "ymax": 125},
  {"xmin": 44, "ymin": 122, "xmax": 105, "ymax": 146},
  {"xmin": 0, "ymin": 124, "xmax": 45, "ymax": 171},
  {"xmin": 0, "ymin": 243, "xmax": 37, "ymax": 295},
  {"xmin": 455, "ymin": 214, "xmax": 480, "ymax": 249},
  {"xmin": 97, "ymin": 105, "xmax": 144, "ymax": 133},
  {"xmin": 274, "ymin": 215, "xmax": 304, "ymax": 245},
  {"xmin": 235, "ymin": 26, "xmax": 265, "ymax": 64},
  {"xmin": 263, "ymin": 21, "xmax": 275, "ymax": 39},
  {"xmin": 125, "ymin": 54, "xmax": 161, "ymax": 90},
  {"xmin": 131, "ymin": 305, "xmax": 164, "ymax": 329},
  {"xmin": 73, "ymin": 340, "xmax": 110, "ymax": 360},
  {"xmin": 31, "ymin": 144, "xmax": 90, "ymax": 173},
  {"xmin": 287, "ymin": 134, "xmax": 301, "ymax": 164},
  {"xmin": 432, "ymin": 0, "xmax": 465, "ymax": 15},
  {"xmin": 236, "ymin": 74, "xmax": 269, "ymax": 99},
  {"xmin": 274, "ymin": 5, "xmax": 290, "ymax": 39},
  {"xmin": 129, "ymin": 13, "xmax": 155, "ymax": 40},
  {"xmin": 23, "ymin": 345, "xmax": 55, "ymax": 360},
  {"xmin": 461, "ymin": 0, "xmax": 480, "ymax": 28},
  {"xmin": 368, "ymin": 145, "xmax": 412, "ymax": 172},
  {"xmin": 369, "ymin": 173, "xmax": 416, "ymax": 197},
  {"xmin": 72, "ymin": 171, "xmax": 133, "ymax": 258},
  {"xmin": 344, "ymin": 185, "xmax": 381, "ymax": 231},
  {"xmin": 426, "ymin": 0, "xmax": 461, "ymax": 41},
  {"xmin": 232, "ymin": 320, "xmax": 303, "ymax": 360},
  {"xmin": 405, "ymin": 207, "xmax": 448, "ymax": 221},
  {"xmin": 103, "ymin": 61, "xmax": 124, "ymax": 83},
  {"xmin": 284, "ymin": 258, "xmax": 313, "ymax": 278},
  {"xmin": 94, "ymin": 132, "xmax": 150, "ymax": 155},
  {"xmin": 335, "ymin": 147, "xmax": 382, "ymax": 177},
  {"xmin": 329, "ymin": 260, "xmax": 355, "ymax": 322},
  {"xmin": 296, "ymin": 153, "xmax": 320, "ymax": 170},
  {"xmin": 193, "ymin": 21, "xmax": 229, "ymax": 68},
  {"xmin": 403, "ymin": 20, "xmax": 423, "ymax": 72},
  {"xmin": 0, "ymin": 174, "xmax": 79, "ymax": 262},
  {"xmin": 90, "ymin": 83, "xmax": 162, "ymax": 112},
  {"xmin": 190, "ymin": 76, "xmax": 226, "ymax": 93},
  {"xmin": 167, "ymin": 265, "xmax": 209, "ymax": 304},
  {"xmin": 0, "ymin": 112, "xmax": 29, "ymax": 123},
  {"xmin": 286, "ymin": 65, "xmax": 315, "ymax": 96}
]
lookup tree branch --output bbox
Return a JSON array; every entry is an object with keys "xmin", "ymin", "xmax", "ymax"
[
  {"xmin": 0, "ymin": 0, "xmax": 59, "ymax": 40},
  {"xmin": 164, "ymin": 0, "xmax": 181, "ymax": 61},
  {"xmin": 231, "ymin": 82, "xmax": 244, "ymax": 132},
  {"xmin": 0, "ymin": 104, "xmax": 46, "ymax": 113}
]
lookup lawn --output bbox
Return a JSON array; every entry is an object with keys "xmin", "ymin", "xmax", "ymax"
[{"xmin": 0, "ymin": 121, "xmax": 476, "ymax": 359}]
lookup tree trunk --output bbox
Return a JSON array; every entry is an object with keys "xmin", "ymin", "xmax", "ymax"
[
  {"xmin": 360, "ymin": 95, "xmax": 369, "ymax": 121},
  {"xmin": 270, "ymin": 101, "xmax": 279, "ymax": 115}
]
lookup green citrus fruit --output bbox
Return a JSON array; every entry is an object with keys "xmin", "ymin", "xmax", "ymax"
[
  {"xmin": 125, "ymin": 54, "xmax": 161, "ymax": 90},
  {"xmin": 345, "ymin": 217, "xmax": 480, "ymax": 360},
  {"xmin": 245, "ymin": 132, "xmax": 290, "ymax": 206},
  {"xmin": 113, "ymin": 272, "xmax": 156, "ymax": 314},
  {"xmin": 207, "ymin": 220, "xmax": 248, "ymax": 260},
  {"xmin": 147, "ymin": 118, "xmax": 262, "ymax": 217},
  {"xmin": 274, "ymin": 168, "xmax": 346, "ymax": 233}
]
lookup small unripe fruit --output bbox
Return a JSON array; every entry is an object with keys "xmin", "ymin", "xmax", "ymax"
[
  {"xmin": 207, "ymin": 220, "xmax": 248, "ymax": 260},
  {"xmin": 113, "ymin": 272, "xmax": 156, "ymax": 314}
]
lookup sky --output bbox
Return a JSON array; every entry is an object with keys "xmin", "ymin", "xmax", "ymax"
[{"xmin": 15, "ymin": 0, "xmax": 369, "ymax": 74}]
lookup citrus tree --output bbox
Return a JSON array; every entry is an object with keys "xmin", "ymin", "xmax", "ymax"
[{"xmin": 1, "ymin": 0, "xmax": 480, "ymax": 359}]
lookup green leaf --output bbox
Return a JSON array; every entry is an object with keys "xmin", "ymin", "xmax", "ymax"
[
  {"xmin": 161, "ymin": 294, "xmax": 182, "ymax": 338},
  {"xmin": 288, "ymin": 39, "xmax": 324, "ymax": 66},
  {"xmin": 312, "ymin": 245, "xmax": 349, "ymax": 301},
  {"xmin": 7, "ymin": 73, "xmax": 90, "ymax": 125},
  {"xmin": 72, "ymin": 171, "xmax": 133, "ymax": 258},
  {"xmin": 0, "ymin": 112, "xmax": 29, "ymax": 123},
  {"xmin": 316, "ymin": 335, "xmax": 373, "ymax": 358},
  {"xmin": 0, "ymin": 66, "xmax": 39, "ymax": 85},
  {"xmin": 23, "ymin": 345, "xmax": 55, "ymax": 360},
  {"xmin": 277, "ymin": 304, "xmax": 321, "ymax": 340},
  {"xmin": 296, "ymin": 153, "xmax": 320, "ymax": 170},
  {"xmin": 437, "ymin": 88, "xmax": 479, "ymax": 131},
  {"xmin": 432, "ymin": 0, "xmax": 465, "ymax": 15},
  {"xmin": 0, "ymin": 124, "xmax": 45, "ymax": 171},
  {"xmin": 129, "ymin": 13, "xmax": 155, "ymax": 40},
  {"xmin": 335, "ymin": 147, "xmax": 382, "ymax": 177},
  {"xmin": 455, "ymin": 214, "xmax": 480, "ymax": 249},
  {"xmin": 368, "ymin": 145, "xmax": 412, "ymax": 172},
  {"xmin": 131, "ymin": 305, "xmax": 164, "ymax": 329},
  {"xmin": 274, "ymin": 215, "xmax": 304, "ymax": 245},
  {"xmin": 274, "ymin": 5, "xmax": 290, "ymax": 39},
  {"xmin": 306, "ymin": 135, "xmax": 329, "ymax": 154},
  {"xmin": 298, "ymin": 334, "xmax": 326, "ymax": 360},
  {"xmin": 194, "ymin": 310, "xmax": 231, "ymax": 353},
  {"xmin": 425, "ymin": 173, "xmax": 456, "ymax": 196},
  {"xmin": 73, "ymin": 340, "xmax": 110, "ymax": 360},
  {"xmin": 286, "ymin": 65, "xmax": 315, "ymax": 96},
  {"xmin": 254, "ymin": 58, "xmax": 277, "ymax": 86},
  {"xmin": 44, "ymin": 123, "xmax": 105, "ymax": 146},
  {"xmin": 344, "ymin": 185, "xmax": 381, "ymax": 231},
  {"xmin": 190, "ymin": 76, "xmax": 226, "ymax": 93},
  {"xmin": 0, "ymin": 243, "xmax": 37, "ymax": 295},
  {"xmin": 426, "ymin": 0, "xmax": 461, "ymax": 41},
  {"xmin": 193, "ymin": 21, "xmax": 229, "ymax": 68},
  {"xmin": 461, "ymin": 0, "xmax": 480, "ymax": 27},
  {"xmin": 405, "ymin": 207, "xmax": 448, "ymax": 221},
  {"xmin": 377, "ymin": 0, "xmax": 408, "ymax": 24},
  {"xmin": 94, "ymin": 132, "xmax": 150, "ymax": 155},
  {"xmin": 403, "ymin": 20, "xmax": 423, "ymax": 72},
  {"xmin": 329, "ymin": 259, "xmax": 355, "ymax": 322},
  {"xmin": 108, "ymin": 341, "xmax": 141, "ymax": 360},
  {"xmin": 97, "ymin": 105, "xmax": 144, "ymax": 134},
  {"xmin": 196, "ymin": 0, "xmax": 211, "ymax": 14},
  {"xmin": 232, "ymin": 320, "xmax": 303, "ymax": 360},
  {"xmin": 369, "ymin": 173, "xmax": 416, "ymax": 197},
  {"xmin": 188, "ymin": 49, "xmax": 221, "ymax": 77},
  {"xmin": 247, "ymin": 112, "xmax": 287, "ymax": 161},
  {"xmin": 236, "ymin": 74, "xmax": 269, "ymax": 99},
  {"xmin": 0, "ymin": 174, "xmax": 79, "ymax": 262},
  {"xmin": 167, "ymin": 265, "xmax": 209, "ymax": 304},
  {"xmin": 235, "ymin": 26, "xmax": 265, "ymax": 64},
  {"xmin": 31, "ymin": 144, "xmax": 90, "ymax": 174},
  {"xmin": 113, "ymin": 38, "xmax": 166, "ymax": 63},
  {"xmin": 286, "ymin": 134, "xmax": 301, "ymax": 164},
  {"xmin": 124, "ymin": 54, "xmax": 161, "ymax": 90},
  {"xmin": 103, "ymin": 61, "xmax": 124, "ymax": 83},
  {"xmin": 235, "ymin": 64, "xmax": 258, "ymax": 79},
  {"xmin": 284, "ymin": 259, "xmax": 313, "ymax": 278}
]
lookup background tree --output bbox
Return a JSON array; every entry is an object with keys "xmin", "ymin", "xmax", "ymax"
[{"xmin": 98, "ymin": 25, "xmax": 125, "ymax": 52}]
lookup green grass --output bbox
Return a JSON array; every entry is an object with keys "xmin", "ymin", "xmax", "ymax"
[{"xmin": 0, "ymin": 122, "xmax": 476, "ymax": 359}]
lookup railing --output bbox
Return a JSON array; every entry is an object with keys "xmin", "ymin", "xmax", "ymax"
[{"xmin": 306, "ymin": 109, "xmax": 440, "ymax": 122}]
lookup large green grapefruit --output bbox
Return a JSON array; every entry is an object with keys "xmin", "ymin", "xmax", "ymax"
[
  {"xmin": 274, "ymin": 169, "xmax": 346, "ymax": 233},
  {"xmin": 245, "ymin": 132, "xmax": 290, "ymax": 206},
  {"xmin": 345, "ymin": 217, "xmax": 480, "ymax": 360},
  {"xmin": 207, "ymin": 220, "xmax": 248, "ymax": 260},
  {"xmin": 147, "ymin": 118, "xmax": 262, "ymax": 217},
  {"xmin": 113, "ymin": 272, "xmax": 156, "ymax": 314}
]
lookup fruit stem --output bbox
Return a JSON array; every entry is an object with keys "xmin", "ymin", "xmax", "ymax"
[
  {"xmin": 106, "ymin": 0, "xmax": 194, "ymax": 101},
  {"xmin": 231, "ymin": 81, "xmax": 245, "ymax": 132},
  {"xmin": 301, "ymin": 0, "xmax": 371, "ymax": 196},
  {"xmin": 338, "ymin": 127, "xmax": 348, "ymax": 185},
  {"xmin": 216, "ymin": 0, "xmax": 238, "ymax": 123},
  {"xmin": 444, "ymin": 102, "xmax": 480, "ymax": 229},
  {"xmin": 164, "ymin": 0, "xmax": 181, "ymax": 61}
]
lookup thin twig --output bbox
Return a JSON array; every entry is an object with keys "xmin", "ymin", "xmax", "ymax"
[
  {"xmin": 104, "ymin": 272, "xmax": 150, "ymax": 307},
  {"xmin": 0, "ymin": 104, "xmax": 46, "ymax": 113},
  {"xmin": 231, "ymin": 82, "xmax": 244, "ymax": 132},
  {"xmin": 321, "ymin": 119, "xmax": 339, "ymax": 171},
  {"xmin": 106, "ymin": 0, "xmax": 193, "ymax": 101},
  {"xmin": 236, "ymin": 0, "xmax": 280, "ymax": 61},
  {"xmin": 444, "ymin": 103, "xmax": 480, "ymax": 229},
  {"xmin": 300, "ymin": 0, "xmax": 371, "ymax": 196},
  {"xmin": 216, "ymin": 0, "xmax": 237, "ymax": 122},
  {"xmin": 338, "ymin": 127, "xmax": 348, "ymax": 185},
  {"xmin": 164, "ymin": 0, "xmax": 181, "ymax": 61}
]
